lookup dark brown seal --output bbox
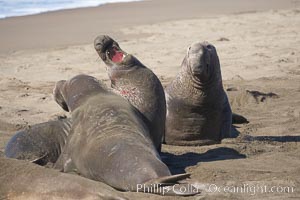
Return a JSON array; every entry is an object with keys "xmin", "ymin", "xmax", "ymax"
[
  {"xmin": 53, "ymin": 74, "xmax": 197, "ymax": 196},
  {"xmin": 94, "ymin": 35, "xmax": 166, "ymax": 152},
  {"xmin": 5, "ymin": 118, "xmax": 71, "ymax": 166},
  {"xmin": 0, "ymin": 157, "xmax": 127, "ymax": 200},
  {"xmin": 5, "ymin": 35, "xmax": 166, "ymax": 163},
  {"xmin": 165, "ymin": 42, "xmax": 232, "ymax": 146}
]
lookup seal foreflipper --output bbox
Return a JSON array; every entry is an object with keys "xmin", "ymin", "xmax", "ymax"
[{"xmin": 232, "ymin": 113, "xmax": 249, "ymax": 124}]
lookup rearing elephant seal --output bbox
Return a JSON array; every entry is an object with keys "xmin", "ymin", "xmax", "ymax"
[
  {"xmin": 53, "ymin": 74, "xmax": 196, "ymax": 196},
  {"xmin": 94, "ymin": 35, "xmax": 166, "ymax": 152},
  {"xmin": 165, "ymin": 42, "xmax": 232, "ymax": 146},
  {"xmin": 5, "ymin": 35, "xmax": 166, "ymax": 164}
]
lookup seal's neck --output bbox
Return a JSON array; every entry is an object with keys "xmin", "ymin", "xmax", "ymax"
[
  {"xmin": 63, "ymin": 77, "xmax": 107, "ymax": 112},
  {"xmin": 181, "ymin": 58, "xmax": 220, "ymax": 91},
  {"xmin": 168, "ymin": 60, "xmax": 222, "ymax": 105}
]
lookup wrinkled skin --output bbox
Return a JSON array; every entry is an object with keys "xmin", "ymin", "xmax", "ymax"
[
  {"xmin": 0, "ymin": 157, "xmax": 127, "ymax": 200},
  {"xmin": 165, "ymin": 42, "xmax": 232, "ymax": 146},
  {"xmin": 53, "ymin": 74, "xmax": 193, "ymax": 195},
  {"xmin": 94, "ymin": 35, "xmax": 166, "ymax": 152}
]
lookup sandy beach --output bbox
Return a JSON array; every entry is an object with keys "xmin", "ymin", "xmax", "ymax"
[{"xmin": 0, "ymin": 0, "xmax": 300, "ymax": 199}]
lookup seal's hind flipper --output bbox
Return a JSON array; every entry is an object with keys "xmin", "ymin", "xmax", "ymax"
[
  {"xmin": 138, "ymin": 173, "xmax": 200, "ymax": 196},
  {"xmin": 145, "ymin": 173, "xmax": 191, "ymax": 185},
  {"xmin": 30, "ymin": 153, "xmax": 48, "ymax": 165}
]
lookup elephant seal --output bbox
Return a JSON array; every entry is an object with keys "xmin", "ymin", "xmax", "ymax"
[
  {"xmin": 53, "ymin": 74, "xmax": 197, "ymax": 196},
  {"xmin": 0, "ymin": 157, "xmax": 127, "ymax": 200},
  {"xmin": 5, "ymin": 35, "xmax": 166, "ymax": 164},
  {"xmin": 94, "ymin": 35, "xmax": 166, "ymax": 152},
  {"xmin": 5, "ymin": 118, "xmax": 71, "ymax": 166},
  {"xmin": 165, "ymin": 42, "xmax": 232, "ymax": 146}
]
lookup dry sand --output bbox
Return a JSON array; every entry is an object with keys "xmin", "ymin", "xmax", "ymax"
[{"xmin": 0, "ymin": 0, "xmax": 300, "ymax": 199}]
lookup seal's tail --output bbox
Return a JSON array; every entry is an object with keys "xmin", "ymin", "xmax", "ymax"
[{"xmin": 135, "ymin": 173, "xmax": 200, "ymax": 196}]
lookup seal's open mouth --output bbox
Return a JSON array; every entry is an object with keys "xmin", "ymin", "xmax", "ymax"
[
  {"xmin": 106, "ymin": 46, "xmax": 125, "ymax": 63},
  {"xmin": 94, "ymin": 35, "xmax": 130, "ymax": 65}
]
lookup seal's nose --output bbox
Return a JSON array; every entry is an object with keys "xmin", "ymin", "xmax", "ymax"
[
  {"xmin": 94, "ymin": 35, "xmax": 112, "ymax": 52},
  {"xmin": 53, "ymin": 80, "xmax": 69, "ymax": 112},
  {"xmin": 188, "ymin": 42, "xmax": 205, "ymax": 54}
]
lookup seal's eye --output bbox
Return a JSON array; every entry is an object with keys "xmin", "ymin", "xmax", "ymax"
[{"xmin": 107, "ymin": 46, "xmax": 124, "ymax": 63}]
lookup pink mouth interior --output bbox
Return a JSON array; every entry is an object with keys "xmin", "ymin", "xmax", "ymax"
[{"xmin": 109, "ymin": 47, "xmax": 124, "ymax": 63}]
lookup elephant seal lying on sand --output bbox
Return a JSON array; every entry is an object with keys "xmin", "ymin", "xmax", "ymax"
[
  {"xmin": 0, "ymin": 157, "xmax": 127, "ymax": 200},
  {"xmin": 5, "ymin": 118, "xmax": 71, "ymax": 165},
  {"xmin": 94, "ymin": 35, "xmax": 166, "ymax": 152},
  {"xmin": 53, "ymin": 74, "xmax": 197, "ymax": 196},
  {"xmin": 165, "ymin": 42, "xmax": 232, "ymax": 146}
]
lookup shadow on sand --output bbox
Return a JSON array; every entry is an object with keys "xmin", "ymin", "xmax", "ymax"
[
  {"xmin": 161, "ymin": 127, "xmax": 300, "ymax": 174},
  {"xmin": 242, "ymin": 135, "xmax": 300, "ymax": 142},
  {"xmin": 161, "ymin": 147, "xmax": 246, "ymax": 174}
]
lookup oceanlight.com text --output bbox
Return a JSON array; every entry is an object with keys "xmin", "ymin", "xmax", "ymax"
[{"xmin": 207, "ymin": 183, "xmax": 295, "ymax": 196}]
